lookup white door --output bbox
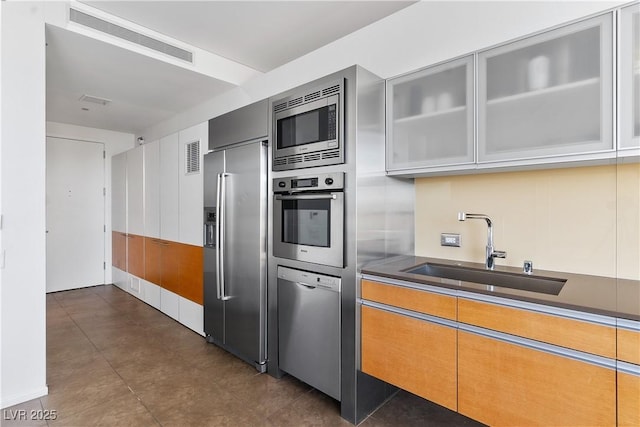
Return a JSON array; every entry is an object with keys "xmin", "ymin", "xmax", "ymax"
[{"xmin": 46, "ymin": 137, "xmax": 105, "ymax": 292}]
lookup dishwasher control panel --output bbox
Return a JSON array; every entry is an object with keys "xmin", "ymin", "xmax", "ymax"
[{"xmin": 277, "ymin": 266, "xmax": 341, "ymax": 292}]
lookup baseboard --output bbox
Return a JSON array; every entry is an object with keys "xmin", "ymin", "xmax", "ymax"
[{"xmin": 1, "ymin": 386, "xmax": 48, "ymax": 409}]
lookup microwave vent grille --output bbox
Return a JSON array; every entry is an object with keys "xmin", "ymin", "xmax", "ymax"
[
  {"xmin": 288, "ymin": 155, "xmax": 304, "ymax": 164},
  {"xmin": 274, "ymin": 102, "xmax": 288, "ymax": 113},
  {"xmin": 274, "ymin": 158, "xmax": 287, "ymax": 167},
  {"xmin": 303, "ymin": 153, "xmax": 321, "ymax": 162},
  {"xmin": 322, "ymin": 150, "xmax": 340, "ymax": 160},
  {"xmin": 305, "ymin": 91, "xmax": 321, "ymax": 102},
  {"xmin": 288, "ymin": 97, "xmax": 304, "ymax": 108},
  {"xmin": 323, "ymin": 85, "xmax": 340, "ymax": 96}
]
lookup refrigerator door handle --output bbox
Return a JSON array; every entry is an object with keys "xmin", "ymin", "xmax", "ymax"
[
  {"xmin": 215, "ymin": 173, "xmax": 223, "ymax": 300},
  {"xmin": 218, "ymin": 172, "xmax": 231, "ymax": 301}
]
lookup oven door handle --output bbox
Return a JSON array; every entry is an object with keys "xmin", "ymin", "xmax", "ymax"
[{"xmin": 275, "ymin": 194, "xmax": 337, "ymax": 201}]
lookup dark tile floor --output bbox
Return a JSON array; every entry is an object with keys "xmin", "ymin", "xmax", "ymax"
[{"xmin": 3, "ymin": 285, "xmax": 484, "ymax": 426}]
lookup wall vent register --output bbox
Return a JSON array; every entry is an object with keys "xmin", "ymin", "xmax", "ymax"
[{"xmin": 185, "ymin": 141, "xmax": 200, "ymax": 174}]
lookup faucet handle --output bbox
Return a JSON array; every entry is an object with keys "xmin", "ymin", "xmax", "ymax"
[{"xmin": 492, "ymin": 250, "xmax": 507, "ymax": 259}]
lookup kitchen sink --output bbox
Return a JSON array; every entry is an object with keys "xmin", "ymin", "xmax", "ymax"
[{"xmin": 403, "ymin": 262, "xmax": 566, "ymax": 295}]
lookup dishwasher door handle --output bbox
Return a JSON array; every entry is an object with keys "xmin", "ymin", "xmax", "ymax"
[{"xmin": 295, "ymin": 282, "xmax": 317, "ymax": 290}]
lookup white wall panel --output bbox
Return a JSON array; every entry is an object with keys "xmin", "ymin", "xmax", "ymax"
[
  {"xmin": 179, "ymin": 297, "xmax": 204, "ymax": 336},
  {"xmin": 160, "ymin": 288, "xmax": 180, "ymax": 321}
]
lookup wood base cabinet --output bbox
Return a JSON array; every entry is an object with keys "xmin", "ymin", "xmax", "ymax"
[
  {"xmin": 458, "ymin": 329, "xmax": 616, "ymax": 427},
  {"xmin": 361, "ymin": 305, "xmax": 457, "ymax": 411},
  {"xmin": 618, "ymin": 366, "xmax": 640, "ymax": 427},
  {"xmin": 144, "ymin": 237, "xmax": 203, "ymax": 305}
]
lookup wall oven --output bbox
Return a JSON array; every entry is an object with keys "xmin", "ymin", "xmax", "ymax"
[
  {"xmin": 272, "ymin": 80, "xmax": 344, "ymax": 171},
  {"xmin": 273, "ymin": 172, "xmax": 344, "ymax": 268}
]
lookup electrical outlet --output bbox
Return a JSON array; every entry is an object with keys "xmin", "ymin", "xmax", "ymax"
[{"xmin": 441, "ymin": 233, "xmax": 461, "ymax": 247}]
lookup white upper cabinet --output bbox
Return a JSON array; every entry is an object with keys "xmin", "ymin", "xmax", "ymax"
[
  {"xmin": 178, "ymin": 122, "xmax": 206, "ymax": 246},
  {"xmin": 478, "ymin": 13, "xmax": 614, "ymax": 164},
  {"xmin": 620, "ymin": 3, "xmax": 640, "ymax": 152},
  {"xmin": 144, "ymin": 140, "xmax": 160, "ymax": 239},
  {"xmin": 126, "ymin": 145, "xmax": 144, "ymax": 236},
  {"xmin": 111, "ymin": 152, "xmax": 127, "ymax": 233},
  {"xmin": 160, "ymin": 132, "xmax": 180, "ymax": 242},
  {"xmin": 387, "ymin": 55, "xmax": 475, "ymax": 173}
]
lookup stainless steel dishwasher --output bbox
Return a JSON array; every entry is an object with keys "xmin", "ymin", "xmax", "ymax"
[{"xmin": 277, "ymin": 266, "xmax": 341, "ymax": 401}]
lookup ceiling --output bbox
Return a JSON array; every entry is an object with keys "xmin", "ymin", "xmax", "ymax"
[{"xmin": 46, "ymin": 1, "xmax": 415, "ymax": 134}]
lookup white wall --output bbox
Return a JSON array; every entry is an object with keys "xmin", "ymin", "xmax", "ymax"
[
  {"xmin": 46, "ymin": 122, "xmax": 135, "ymax": 284},
  {"xmin": 0, "ymin": 1, "xmax": 48, "ymax": 408},
  {"xmin": 141, "ymin": 1, "xmax": 625, "ymax": 141}
]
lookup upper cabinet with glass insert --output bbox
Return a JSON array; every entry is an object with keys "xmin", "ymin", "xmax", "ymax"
[
  {"xmin": 478, "ymin": 13, "xmax": 614, "ymax": 164},
  {"xmin": 386, "ymin": 55, "xmax": 474, "ymax": 174},
  {"xmin": 620, "ymin": 3, "xmax": 640, "ymax": 153}
]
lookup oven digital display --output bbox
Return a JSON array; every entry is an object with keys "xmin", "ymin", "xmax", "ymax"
[{"xmin": 292, "ymin": 178, "xmax": 318, "ymax": 189}]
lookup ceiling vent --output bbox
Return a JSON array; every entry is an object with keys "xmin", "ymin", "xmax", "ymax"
[
  {"xmin": 79, "ymin": 94, "xmax": 111, "ymax": 106},
  {"xmin": 69, "ymin": 8, "xmax": 194, "ymax": 63}
]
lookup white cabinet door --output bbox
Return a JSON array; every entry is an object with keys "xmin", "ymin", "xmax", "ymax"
[
  {"xmin": 126, "ymin": 145, "xmax": 144, "ymax": 236},
  {"xmin": 178, "ymin": 122, "xmax": 206, "ymax": 246},
  {"xmin": 478, "ymin": 13, "xmax": 614, "ymax": 163},
  {"xmin": 620, "ymin": 3, "xmax": 640, "ymax": 152},
  {"xmin": 160, "ymin": 133, "xmax": 180, "ymax": 242},
  {"xmin": 387, "ymin": 55, "xmax": 475, "ymax": 173},
  {"xmin": 112, "ymin": 152, "xmax": 127, "ymax": 233},
  {"xmin": 112, "ymin": 267, "xmax": 128, "ymax": 291},
  {"xmin": 179, "ymin": 297, "xmax": 204, "ymax": 336},
  {"xmin": 160, "ymin": 287, "xmax": 180, "ymax": 321},
  {"xmin": 144, "ymin": 140, "xmax": 161, "ymax": 239},
  {"xmin": 142, "ymin": 279, "xmax": 161, "ymax": 310}
]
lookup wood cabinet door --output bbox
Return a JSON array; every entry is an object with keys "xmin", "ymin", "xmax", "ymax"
[
  {"xmin": 361, "ymin": 305, "xmax": 457, "ymax": 411},
  {"xmin": 178, "ymin": 243, "xmax": 203, "ymax": 305},
  {"xmin": 111, "ymin": 231, "xmax": 127, "ymax": 271},
  {"xmin": 160, "ymin": 241, "xmax": 181, "ymax": 295},
  {"xmin": 126, "ymin": 234, "xmax": 144, "ymax": 278},
  {"xmin": 458, "ymin": 330, "xmax": 616, "ymax": 426},
  {"xmin": 618, "ymin": 369, "xmax": 640, "ymax": 427},
  {"xmin": 144, "ymin": 237, "xmax": 162, "ymax": 286}
]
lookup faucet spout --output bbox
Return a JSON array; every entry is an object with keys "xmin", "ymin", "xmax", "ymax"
[{"xmin": 457, "ymin": 212, "xmax": 506, "ymax": 270}]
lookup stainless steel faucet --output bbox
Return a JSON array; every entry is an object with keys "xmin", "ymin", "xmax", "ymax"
[{"xmin": 458, "ymin": 212, "xmax": 506, "ymax": 270}]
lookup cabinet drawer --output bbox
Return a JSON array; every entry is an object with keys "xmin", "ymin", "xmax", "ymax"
[
  {"xmin": 458, "ymin": 330, "xmax": 616, "ymax": 426},
  {"xmin": 361, "ymin": 280, "xmax": 456, "ymax": 320},
  {"xmin": 361, "ymin": 305, "xmax": 457, "ymax": 411},
  {"xmin": 458, "ymin": 298, "xmax": 615, "ymax": 358},
  {"xmin": 618, "ymin": 326, "xmax": 640, "ymax": 365}
]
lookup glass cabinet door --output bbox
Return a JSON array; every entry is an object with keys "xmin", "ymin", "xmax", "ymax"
[
  {"xmin": 386, "ymin": 55, "xmax": 474, "ymax": 172},
  {"xmin": 620, "ymin": 4, "xmax": 640, "ymax": 151},
  {"xmin": 478, "ymin": 13, "xmax": 614, "ymax": 163}
]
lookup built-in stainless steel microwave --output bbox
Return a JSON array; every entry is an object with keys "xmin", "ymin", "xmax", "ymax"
[{"xmin": 272, "ymin": 80, "xmax": 344, "ymax": 171}]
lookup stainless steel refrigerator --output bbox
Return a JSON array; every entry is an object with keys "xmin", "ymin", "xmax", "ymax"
[{"xmin": 203, "ymin": 140, "xmax": 268, "ymax": 372}]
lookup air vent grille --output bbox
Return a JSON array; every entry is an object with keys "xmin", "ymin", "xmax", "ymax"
[
  {"xmin": 274, "ymin": 102, "xmax": 288, "ymax": 113},
  {"xmin": 303, "ymin": 153, "xmax": 321, "ymax": 162},
  {"xmin": 288, "ymin": 156, "xmax": 303, "ymax": 164},
  {"xmin": 323, "ymin": 85, "xmax": 340, "ymax": 96},
  {"xmin": 69, "ymin": 8, "xmax": 193, "ymax": 63},
  {"xmin": 274, "ymin": 158, "xmax": 287, "ymax": 166},
  {"xmin": 322, "ymin": 150, "xmax": 340, "ymax": 159},
  {"xmin": 305, "ymin": 91, "xmax": 321, "ymax": 102},
  {"xmin": 185, "ymin": 141, "xmax": 200, "ymax": 174},
  {"xmin": 288, "ymin": 97, "xmax": 303, "ymax": 108}
]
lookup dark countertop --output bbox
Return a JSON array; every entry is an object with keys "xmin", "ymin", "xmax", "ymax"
[{"xmin": 361, "ymin": 255, "xmax": 640, "ymax": 322}]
